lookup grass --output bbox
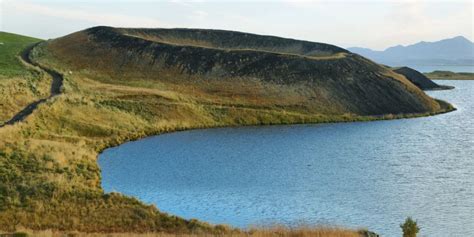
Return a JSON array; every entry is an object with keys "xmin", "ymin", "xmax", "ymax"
[
  {"xmin": 0, "ymin": 32, "xmax": 50, "ymax": 124},
  {"xmin": 0, "ymin": 41, "xmax": 373, "ymax": 234},
  {"xmin": 0, "ymin": 31, "xmax": 455, "ymax": 235},
  {"xmin": 0, "ymin": 32, "xmax": 41, "ymax": 77},
  {"xmin": 3, "ymin": 225, "xmax": 371, "ymax": 237},
  {"xmin": 424, "ymin": 70, "xmax": 474, "ymax": 80}
]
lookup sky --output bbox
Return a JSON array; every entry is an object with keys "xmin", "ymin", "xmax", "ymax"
[{"xmin": 1, "ymin": 0, "xmax": 473, "ymax": 50}]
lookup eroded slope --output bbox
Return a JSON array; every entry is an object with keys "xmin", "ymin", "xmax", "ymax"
[
  {"xmin": 0, "ymin": 27, "xmax": 454, "ymax": 233},
  {"xmin": 394, "ymin": 66, "xmax": 454, "ymax": 90},
  {"xmin": 42, "ymin": 26, "xmax": 447, "ymax": 117}
]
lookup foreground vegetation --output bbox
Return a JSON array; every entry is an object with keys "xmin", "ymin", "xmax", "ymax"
[
  {"xmin": 0, "ymin": 32, "xmax": 50, "ymax": 124},
  {"xmin": 400, "ymin": 217, "xmax": 420, "ymax": 237},
  {"xmin": 0, "ymin": 32, "xmax": 378, "ymax": 235},
  {"xmin": 4, "ymin": 225, "xmax": 375, "ymax": 237},
  {"xmin": 424, "ymin": 70, "xmax": 474, "ymax": 80},
  {"xmin": 0, "ymin": 29, "xmax": 452, "ymax": 235}
]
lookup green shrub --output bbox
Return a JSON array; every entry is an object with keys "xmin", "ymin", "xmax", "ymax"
[
  {"xmin": 400, "ymin": 217, "xmax": 420, "ymax": 237},
  {"xmin": 12, "ymin": 232, "xmax": 28, "ymax": 237}
]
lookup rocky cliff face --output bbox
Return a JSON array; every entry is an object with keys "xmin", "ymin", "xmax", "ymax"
[{"xmin": 42, "ymin": 26, "xmax": 445, "ymax": 116}]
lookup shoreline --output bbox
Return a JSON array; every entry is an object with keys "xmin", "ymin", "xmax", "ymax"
[
  {"xmin": 424, "ymin": 85, "xmax": 455, "ymax": 90},
  {"xmin": 1, "ymin": 100, "xmax": 455, "ymax": 235},
  {"xmin": 91, "ymin": 98, "xmax": 455, "ymax": 237},
  {"xmin": 97, "ymin": 99, "xmax": 456, "ymax": 156},
  {"xmin": 424, "ymin": 71, "xmax": 474, "ymax": 80},
  {"xmin": 0, "ymin": 41, "xmax": 456, "ymax": 236},
  {"xmin": 39, "ymin": 50, "xmax": 457, "ymax": 234}
]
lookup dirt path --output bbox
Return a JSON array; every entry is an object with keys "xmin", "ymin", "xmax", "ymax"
[{"xmin": 0, "ymin": 43, "xmax": 63, "ymax": 127}]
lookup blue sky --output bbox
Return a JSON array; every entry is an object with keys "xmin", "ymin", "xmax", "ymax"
[{"xmin": 1, "ymin": 0, "xmax": 472, "ymax": 50}]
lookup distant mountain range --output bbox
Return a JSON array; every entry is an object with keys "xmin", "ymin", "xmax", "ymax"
[{"xmin": 348, "ymin": 36, "xmax": 474, "ymax": 66}]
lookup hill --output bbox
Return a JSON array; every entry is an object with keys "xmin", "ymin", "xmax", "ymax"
[
  {"xmin": 348, "ymin": 36, "xmax": 474, "ymax": 66},
  {"xmin": 0, "ymin": 31, "xmax": 41, "ymax": 76},
  {"xmin": 0, "ymin": 31, "xmax": 224, "ymax": 235},
  {"xmin": 36, "ymin": 26, "xmax": 448, "ymax": 116},
  {"xmin": 0, "ymin": 32, "xmax": 51, "ymax": 125},
  {"xmin": 0, "ymin": 27, "xmax": 453, "ymax": 234},
  {"xmin": 393, "ymin": 67, "xmax": 454, "ymax": 90}
]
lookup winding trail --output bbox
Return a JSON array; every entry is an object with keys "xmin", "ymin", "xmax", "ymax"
[{"xmin": 0, "ymin": 43, "xmax": 63, "ymax": 127}]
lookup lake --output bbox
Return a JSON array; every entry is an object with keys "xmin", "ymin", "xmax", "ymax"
[{"xmin": 99, "ymin": 80, "xmax": 474, "ymax": 237}]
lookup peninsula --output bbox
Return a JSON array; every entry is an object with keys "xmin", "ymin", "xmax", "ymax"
[{"xmin": 0, "ymin": 27, "xmax": 454, "ymax": 236}]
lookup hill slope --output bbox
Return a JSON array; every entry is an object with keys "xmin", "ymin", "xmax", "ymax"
[
  {"xmin": 0, "ymin": 32, "xmax": 224, "ymax": 234},
  {"xmin": 348, "ymin": 36, "xmax": 474, "ymax": 66},
  {"xmin": 393, "ymin": 67, "xmax": 454, "ymax": 90},
  {"xmin": 37, "ymin": 26, "xmax": 447, "ymax": 116},
  {"xmin": 0, "ymin": 31, "xmax": 41, "ymax": 76},
  {"xmin": 0, "ymin": 32, "xmax": 51, "ymax": 124},
  {"xmin": 0, "ymin": 27, "xmax": 453, "ymax": 234}
]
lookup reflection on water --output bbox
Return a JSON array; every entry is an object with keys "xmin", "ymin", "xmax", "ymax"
[{"xmin": 100, "ymin": 80, "xmax": 474, "ymax": 237}]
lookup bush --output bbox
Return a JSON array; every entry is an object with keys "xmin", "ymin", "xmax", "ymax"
[
  {"xmin": 12, "ymin": 232, "xmax": 28, "ymax": 237},
  {"xmin": 400, "ymin": 217, "xmax": 420, "ymax": 237}
]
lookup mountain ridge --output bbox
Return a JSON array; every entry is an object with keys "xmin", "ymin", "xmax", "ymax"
[
  {"xmin": 348, "ymin": 36, "xmax": 474, "ymax": 66},
  {"xmin": 39, "ymin": 26, "xmax": 446, "ymax": 116}
]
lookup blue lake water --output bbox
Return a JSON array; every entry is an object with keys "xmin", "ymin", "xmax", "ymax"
[{"xmin": 99, "ymin": 80, "xmax": 474, "ymax": 237}]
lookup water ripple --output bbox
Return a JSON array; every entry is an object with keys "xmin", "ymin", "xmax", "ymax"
[{"xmin": 100, "ymin": 80, "xmax": 474, "ymax": 237}]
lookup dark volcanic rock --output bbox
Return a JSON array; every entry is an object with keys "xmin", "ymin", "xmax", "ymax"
[
  {"xmin": 43, "ymin": 26, "xmax": 449, "ymax": 116},
  {"xmin": 393, "ymin": 67, "xmax": 454, "ymax": 90}
]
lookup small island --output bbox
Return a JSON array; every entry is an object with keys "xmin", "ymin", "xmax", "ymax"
[{"xmin": 424, "ymin": 70, "xmax": 474, "ymax": 80}]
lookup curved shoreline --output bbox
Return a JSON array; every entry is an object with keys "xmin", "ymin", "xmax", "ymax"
[
  {"xmin": 97, "ymin": 81, "xmax": 466, "ymax": 237},
  {"xmin": 93, "ymin": 94, "xmax": 455, "ymax": 237},
  {"xmin": 16, "ymin": 41, "xmax": 456, "ymax": 235},
  {"xmin": 97, "ymin": 99, "xmax": 456, "ymax": 155}
]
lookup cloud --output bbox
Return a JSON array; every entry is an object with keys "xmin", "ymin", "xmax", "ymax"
[
  {"xmin": 284, "ymin": 0, "xmax": 323, "ymax": 8},
  {"xmin": 194, "ymin": 10, "xmax": 208, "ymax": 18},
  {"xmin": 7, "ymin": 1, "xmax": 168, "ymax": 28},
  {"xmin": 2, "ymin": 0, "xmax": 471, "ymax": 50},
  {"xmin": 378, "ymin": 1, "xmax": 473, "ymax": 48},
  {"xmin": 170, "ymin": 0, "xmax": 198, "ymax": 8},
  {"xmin": 190, "ymin": 10, "xmax": 209, "ymax": 21}
]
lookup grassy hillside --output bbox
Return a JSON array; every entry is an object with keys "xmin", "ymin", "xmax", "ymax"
[
  {"xmin": 44, "ymin": 26, "xmax": 450, "ymax": 116},
  {"xmin": 0, "ymin": 32, "xmax": 41, "ymax": 76},
  {"xmin": 424, "ymin": 70, "xmax": 474, "ymax": 80},
  {"xmin": 0, "ymin": 27, "xmax": 454, "ymax": 235},
  {"xmin": 0, "ymin": 32, "xmax": 50, "ymax": 124}
]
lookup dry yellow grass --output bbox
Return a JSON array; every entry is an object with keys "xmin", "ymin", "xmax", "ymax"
[
  {"xmin": 5, "ymin": 225, "xmax": 367, "ymax": 237},
  {"xmin": 0, "ymin": 51, "xmax": 51, "ymax": 124},
  {"xmin": 1, "ymin": 29, "xmax": 452, "ymax": 234},
  {"xmin": 0, "ymin": 50, "xmax": 451, "ymax": 232}
]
